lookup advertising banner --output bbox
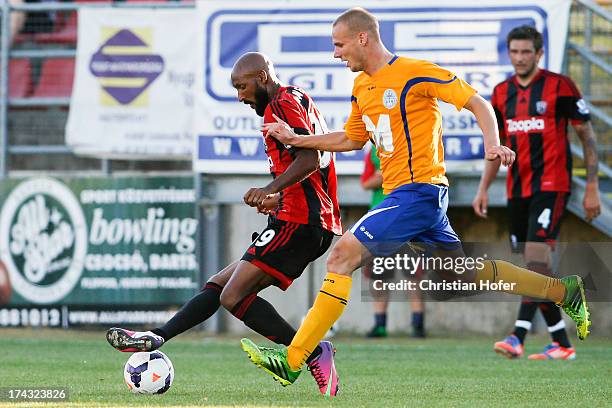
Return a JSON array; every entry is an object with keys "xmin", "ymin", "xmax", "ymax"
[
  {"xmin": 66, "ymin": 9, "xmax": 196, "ymax": 159},
  {"xmin": 193, "ymin": 0, "xmax": 571, "ymax": 174},
  {"xmin": 0, "ymin": 306, "xmax": 177, "ymax": 328},
  {"xmin": 0, "ymin": 176, "xmax": 198, "ymax": 310}
]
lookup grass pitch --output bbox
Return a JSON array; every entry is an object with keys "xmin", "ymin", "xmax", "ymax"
[{"xmin": 0, "ymin": 329, "xmax": 610, "ymax": 407}]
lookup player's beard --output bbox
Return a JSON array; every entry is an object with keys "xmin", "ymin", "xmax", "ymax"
[
  {"xmin": 254, "ymin": 85, "xmax": 269, "ymax": 117},
  {"xmin": 516, "ymin": 61, "xmax": 538, "ymax": 80}
]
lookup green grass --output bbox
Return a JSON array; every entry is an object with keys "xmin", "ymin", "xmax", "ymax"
[{"xmin": 0, "ymin": 329, "xmax": 610, "ymax": 407}]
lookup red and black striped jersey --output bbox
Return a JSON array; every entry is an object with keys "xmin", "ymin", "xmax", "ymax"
[
  {"xmin": 491, "ymin": 70, "xmax": 590, "ymax": 199},
  {"xmin": 263, "ymin": 86, "xmax": 342, "ymax": 235}
]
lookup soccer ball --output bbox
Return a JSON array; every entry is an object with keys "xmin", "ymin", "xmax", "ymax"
[{"xmin": 124, "ymin": 351, "xmax": 174, "ymax": 394}]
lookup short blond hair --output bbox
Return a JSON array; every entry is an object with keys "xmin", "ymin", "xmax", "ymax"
[{"xmin": 333, "ymin": 7, "xmax": 380, "ymax": 39}]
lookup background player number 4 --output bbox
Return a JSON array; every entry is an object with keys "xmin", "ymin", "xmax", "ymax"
[{"xmin": 538, "ymin": 208, "xmax": 551, "ymax": 229}]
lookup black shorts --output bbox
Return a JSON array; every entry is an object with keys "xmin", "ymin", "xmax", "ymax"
[
  {"xmin": 241, "ymin": 219, "xmax": 334, "ymax": 290},
  {"xmin": 508, "ymin": 192, "xmax": 569, "ymax": 253}
]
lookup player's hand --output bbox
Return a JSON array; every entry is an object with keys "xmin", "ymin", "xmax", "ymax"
[
  {"xmin": 583, "ymin": 184, "xmax": 601, "ymax": 222},
  {"xmin": 472, "ymin": 189, "xmax": 489, "ymax": 218},
  {"xmin": 244, "ymin": 187, "xmax": 274, "ymax": 208},
  {"xmin": 485, "ymin": 145, "xmax": 515, "ymax": 167},
  {"xmin": 257, "ymin": 193, "xmax": 280, "ymax": 215},
  {"xmin": 262, "ymin": 114, "xmax": 298, "ymax": 146}
]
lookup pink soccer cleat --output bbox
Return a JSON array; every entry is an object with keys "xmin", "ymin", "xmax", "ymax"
[{"xmin": 307, "ymin": 341, "xmax": 339, "ymax": 397}]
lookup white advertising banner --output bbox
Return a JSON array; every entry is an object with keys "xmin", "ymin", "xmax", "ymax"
[
  {"xmin": 193, "ymin": 0, "xmax": 571, "ymax": 174},
  {"xmin": 66, "ymin": 9, "xmax": 195, "ymax": 159}
]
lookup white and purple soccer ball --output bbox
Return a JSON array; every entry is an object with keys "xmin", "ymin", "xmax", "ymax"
[{"xmin": 124, "ymin": 351, "xmax": 174, "ymax": 394}]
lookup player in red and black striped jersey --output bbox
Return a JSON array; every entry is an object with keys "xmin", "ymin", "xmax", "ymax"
[
  {"xmin": 254, "ymin": 85, "xmax": 342, "ymax": 235},
  {"xmin": 473, "ymin": 25, "xmax": 601, "ymax": 360},
  {"xmin": 235, "ymin": 53, "xmax": 340, "ymax": 395},
  {"xmin": 106, "ymin": 52, "xmax": 340, "ymax": 396},
  {"xmin": 491, "ymin": 66, "xmax": 590, "ymax": 199}
]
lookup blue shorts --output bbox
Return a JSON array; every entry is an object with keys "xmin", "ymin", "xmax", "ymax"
[{"xmin": 350, "ymin": 183, "xmax": 460, "ymax": 256}]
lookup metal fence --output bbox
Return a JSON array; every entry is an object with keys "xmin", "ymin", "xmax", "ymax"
[
  {"xmin": 566, "ymin": 0, "xmax": 612, "ymax": 169},
  {"xmin": 0, "ymin": 0, "xmax": 194, "ymax": 178}
]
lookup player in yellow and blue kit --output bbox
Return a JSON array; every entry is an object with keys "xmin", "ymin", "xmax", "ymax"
[
  {"xmin": 345, "ymin": 54, "xmax": 474, "ymax": 256},
  {"xmin": 240, "ymin": 7, "xmax": 591, "ymax": 390}
]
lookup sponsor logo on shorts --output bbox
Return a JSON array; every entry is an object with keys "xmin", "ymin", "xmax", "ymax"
[{"xmin": 359, "ymin": 225, "xmax": 374, "ymax": 240}]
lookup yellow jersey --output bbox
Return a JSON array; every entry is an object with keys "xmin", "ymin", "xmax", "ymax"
[{"xmin": 344, "ymin": 56, "xmax": 477, "ymax": 193}]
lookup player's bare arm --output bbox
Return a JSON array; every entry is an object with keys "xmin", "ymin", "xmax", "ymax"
[
  {"xmin": 573, "ymin": 120, "xmax": 601, "ymax": 221},
  {"xmin": 464, "ymin": 94, "xmax": 515, "ymax": 167},
  {"xmin": 263, "ymin": 113, "xmax": 366, "ymax": 152},
  {"xmin": 472, "ymin": 159, "xmax": 501, "ymax": 218},
  {"xmin": 243, "ymin": 148, "xmax": 319, "ymax": 207}
]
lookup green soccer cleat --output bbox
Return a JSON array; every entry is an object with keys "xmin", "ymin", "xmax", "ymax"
[
  {"xmin": 240, "ymin": 338, "xmax": 301, "ymax": 386},
  {"xmin": 559, "ymin": 275, "xmax": 591, "ymax": 340}
]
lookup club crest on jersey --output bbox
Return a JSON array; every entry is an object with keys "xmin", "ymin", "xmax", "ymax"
[
  {"xmin": 536, "ymin": 101, "xmax": 547, "ymax": 114},
  {"xmin": 382, "ymin": 89, "xmax": 398, "ymax": 109}
]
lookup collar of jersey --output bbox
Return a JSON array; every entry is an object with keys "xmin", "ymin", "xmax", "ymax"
[
  {"xmin": 363, "ymin": 55, "xmax": 399, "ymax": 79},
  {"xmin": 513, "ymin": 68, "xmax": 545, "ymax": 90}
]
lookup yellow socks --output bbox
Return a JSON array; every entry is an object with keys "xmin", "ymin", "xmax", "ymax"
[
  {"xmin": 285, "ymin": 261, "xmax": 566, "ymax": 370},
  {"xmin": 287, "ymin": 272, "xmax": 352, "ymax": 370},
  {"xmin": 475, "ymin": 260, "xmax": 566, "ymax": 303}
]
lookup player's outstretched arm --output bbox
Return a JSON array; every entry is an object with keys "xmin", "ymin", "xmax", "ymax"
[
  {"xmin": 464, "ymin": 94, "xmax": 515, "ymax": 167},
  {"xmin": 243, "ymin": 149, "xmax": 319, "ymax": 208},
  {"xmin": 263, "ymin": 114, "xmax": 366, "ymax": 152}
]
